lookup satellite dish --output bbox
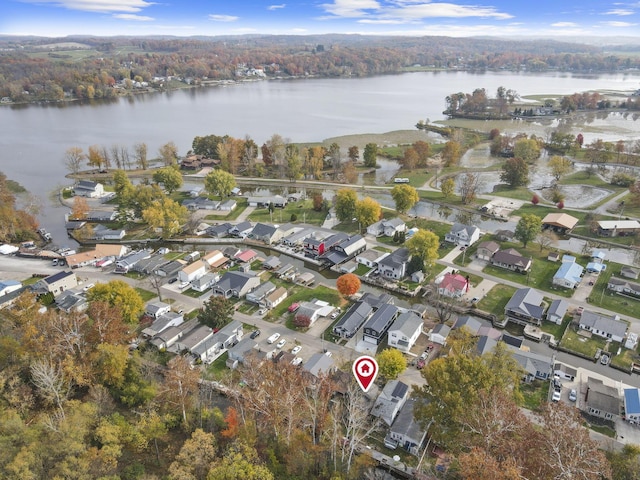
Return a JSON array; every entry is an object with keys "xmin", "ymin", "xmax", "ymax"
[{"xmin": 393, "ymin": 455, "xmax": 401, "ymax": 462}]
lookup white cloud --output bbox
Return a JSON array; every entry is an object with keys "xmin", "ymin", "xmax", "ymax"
[
  {"xmin": 601, "ymin": 20, "xmax": 636, "ymax": 26},
  {"xmin": 208, "ymin": 14, "xmax": 239, "ymax": 22},
  {"xmin": 321, "ymin": 0, "xmax": 512, "ymax": 22},
  {"xmin": 19, "ymin": 0, "xmax": 154, "ymax": 13},
  {"xmin": 113, "ymin": 13, "xmax": 154, "ymax": 21},
  {"xmin": 267, "ymin": 4, "xmax": 286, "ymax": 10},
  {"xmin": 551, "ymin": 22, "xmax": 578, "ymax": 27},
  {"xmin": 605, "ymin": 8, "xmax": 635, "ymax": 15}
]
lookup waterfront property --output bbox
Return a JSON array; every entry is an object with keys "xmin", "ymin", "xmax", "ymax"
[
  {"xmin": 387, "ymin": 311, "xmax": 423, "ymax": 353},
  {"xmin": 332, "ymin": 301, "xmax": 374, "ymax": 339},
  {"xmin": 504, "ymin": 287, "xmax": 545, "ymax": 326},
  {"xmin": 444, "ymin": 223, "xmax": 480, "ymax": 247},
  {"xmin": 211, "ymin": 271, "xmax": 261, "ymax": 299},
  {"xmin": 578, "ymin": 310, "xmax": 628, "ymax": 343},
  {"xmin": 362, "ymin": 304, "xmax": 399, "ymax": 345},
  {"xmin": 376, "ymin": 248, "xmax": 410, "ymax": 280},
  {"xmin": 597, "ymin": 220, "xmax": 640, "ymax": 237},
  {"xmin": 541, "ymin": 213, "xmax": 579, "ymax": 234}
]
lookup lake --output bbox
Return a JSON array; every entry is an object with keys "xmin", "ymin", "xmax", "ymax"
[{"xmin": 1, "ymin": 70, "xmax": 639, "ymax": 240}]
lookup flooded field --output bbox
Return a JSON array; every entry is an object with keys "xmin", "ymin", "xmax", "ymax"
[{"xmin": 538, "ymin": 184, "xmax": 613, "ymax": 208}]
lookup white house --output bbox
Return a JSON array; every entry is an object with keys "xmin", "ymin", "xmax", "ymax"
[
  {"xmin": 546, "ymin": 299, "xmax": 569, "ymax": 325},
  {"xmin": 367, "ymin": 218, "xmax": 406, "ymax": 237},
  {"xmin": 377, "ymin": 248, "xmax": 410, "ymax": 280},
  {"xmin": 191, "ymin": 273, "xmax": 219, "ymax": 292},
  {"xmin": 552, "ymin": 261, "xmax": 584, "ymax": 289},
  {"xmin": 579, "ymin": 310, "xmax": 628, "ymax": 343},
  {"xmin": 444, "ymin": 223, "xmax": 480, "ymax": 247},
  {"xmin": 0, "ymin": 280, "xmax": 22, "ymax": 297},
  {"xmin": 74, "ymin": 180, "xmax": 104, "ymax": 198},
  {"xmin": 178, "ymin": 262, "xmax": 207, "ymax": 284},
  {"xmin": 142, "ymin": 312, "xmax": 184, "ymax": 338},
  {"xmin": 387, "ymin": 312, "xmax": 423, "ymax": 353},
  {"xmin": 202, "ymin": 250, "xmax": 227, "ymax": 269},
  {"xmin": 429, "ymin": 324, "xmax": 451, "ymax": 345},
  {"xmin": 264, "ymin": 287, "xmax": 288, "ymax": 309},
  {"xmin": 145, "ymin": 301, "xmax": 171, "ymax": 319},
  {"xmin": 356, "ymin": 249, "xmax": 389, "ymax": 268}
]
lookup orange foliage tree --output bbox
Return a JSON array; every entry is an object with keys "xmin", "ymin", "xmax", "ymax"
[{"xmin": 336, "ymin": 273, "xmax": 361, "ymax": 296}]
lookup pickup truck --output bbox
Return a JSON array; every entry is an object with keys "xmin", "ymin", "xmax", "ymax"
[{"xmin": 267, "ymin": 333, "xmax": 281, "ymax": 344}]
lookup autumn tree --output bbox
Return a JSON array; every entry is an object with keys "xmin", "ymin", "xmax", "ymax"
[
  {"xmin": 337, "ymin": 273, "xmax": 361, "ymax": 296},
  {"xmin": 64, "ymin": 146, "xmax": 85, "ymax": 176},
  {"xmin": 548, "ymin": 155, "xmax": 573, "ymax": 180},
  {"xmin": 441, "ymin": 177, "xmax": 455, "ymax": 198},
  {"xmin": 162, "ymin": 356, "xmax": 200, "ymax": 426},
  {"xmin": 531, "ymin": 194, "xmax": 540, "ymax": 205},
  {"xmin": 458, "ymin": 447, "xmax": 522, "ymax": 480},
  {"xmin": 199, "ymin": 295, "xmax": 234, "ymax": 330},
  {"xmin": 208, "ymin": 441, "xmax": 274, "ymax": 480},
  {"xmin": 537, "ymin": 230, "xmax": 558, "ymax": 252},
  {"xmin": 334, "ymin": 188, "xmax": 358, "ymax": 222},
  {"xmin": 133, "ymin": 142, "xmax": 148, "ymax": 170},
  {"xmin": 459, "ymin": 172, "xmax": 480, "ymax": 204},
  {"xmin": 204, "ymin": 168, "xmax": 236, "ymax": 199},
  {"xmin": 363, "ymin": 143, "xmax": 377, "ymax": 168},
  {"xmin": 86, "ymin": 280, "xmax": 144, "ymax": 324},
  {"xmin": 70, "ymin": 196, "xmax": 89, "ymax": 220},
  {"xmin": 142, "ymin": 197, "xmax": 188, "ymax": 238},
  {"xmin": 87, "ymin": 144, "xmax": 106, "ymax": 170},
  {"xmin": 348, "ymin": 145, "xmax": 359, "ymax": 162},
  {"xmin": 413, "ymin": 140, "xmax": 431, "ymax": 167},
  {"xmin": 513, "ymin": 137, "xmax": 541, "ymax": 163},
  {"xmin": 342, "ymin": 161, "xmax": 358, "ymax": 184},
  {"xmin": 376, "ymin": 348, "xmax": 406, "ymax": 379},
  {"xmin": 390, "ymin": 184, "xmax": 419, "ymax": 214},
  {"xmin": 401, "ymin": 147, "xmax": 418, "ymax": 171},
  {"xmin": 514, "ymin": 213, "xmax": 542, "ymax": 248},
  {"xmin": 285, "ymin": 144, "xmax": 302, "ymax": 182},
  {"xmin": 406, "ymin": 229, "xmax": 439, "ymax": 271},
  {"xmin": 500, "ymin": 157, "xmax": 529, "ymax": 187},
  {"xmin": 442, "ymin": 140, "xmax": 462, "ymax": 167},
  {"xmin": 355, "ymin": 197, "xmax": 381, "ymax": 228},
  {"xmin": 158, "ymin": 141, "xmax": 179, "ymax": 166},
  {"xmin": 312, "ymin": 191, "xmax": 324, "ymax": 212},
  {"xmin": 152, "ymin": 166, "xmax": 183, "ymax": 193},
  {"xmin": 168, "ymin": 428, "xmax": 217, "ymax": 480}
]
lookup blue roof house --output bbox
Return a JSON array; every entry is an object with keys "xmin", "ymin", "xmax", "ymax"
[{"xmin": 552, "ymin": 262, "xmax": 584, "ymax": 289}]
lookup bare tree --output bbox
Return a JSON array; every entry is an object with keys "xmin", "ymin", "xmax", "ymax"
[
  {"xmin": 31, "ymin": 359, "xmax": 69, "ymax": 418},
  {"xmin": 100, "ymin": 145, "xmax": 112, "ymax": 170},
  {"xmin": 64, "ymin": 146, "xmax": 85, "ymax": 176},
  {"xmin": 431, "ymin": 288, "xmax": 461, "ymax": 324},
  {"xmin": 340, "ymin": 381, "xmax": 381, "ymax": 473},
  {"xmin": 161, "ymin": 356, "xmax": 200, "ymax": 426},
  {"xmin": 120, "ymin": 145, "xmax": 131, "ymax": 170},
  {"xmin": 459, "ymin": 172, "xmax": 481, "ymax": 205},
  {"xmin": 110, "ymin": 144, "xmax": 122, "ymax": 169},
  {"xmin": 537, "ymin": 230, "xmax": 558, "ymax": 252},
  {"xmin": 134, "ymin": 142, "xmax": 149, "ymax": 170}
]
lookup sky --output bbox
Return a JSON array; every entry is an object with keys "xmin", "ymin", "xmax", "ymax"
[{"xmin": 3, "ymin": 0, "xmax": 640, "ymax": 38}]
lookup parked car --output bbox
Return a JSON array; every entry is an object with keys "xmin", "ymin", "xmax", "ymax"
[
  {"xmin": 600, "ymin": 354, "xmax": 611, "ymax": 366},
  {"xmin": 419, "ymin": 352, "xmax": 429, "ymax": 361},
  {"xmin": 552, "ymin": 390, "xmax": 561, "ymax": 402},
  {"xmin": 83, "ymin": 283, "xmax": 95, "ymax": 292},
  {"xmin": 267, "ymin": 333, "xmax": 281, "ymax": 344},
  {"xmin": 569, "ymin": 389, "xmax": 577, "ymax": 402},
  {"xmin": 250, "ymin": 330, "xmax": 261, "ymax": 339},
  {"xmin": 276, "ymin": 339, "xmax": 287, "ymax": 349},
  {"xmin": 416, "ymin": 359, "xmax": 426, "ymax": 370},
  {"xmin": 291, "ymin": 357, "xmax": 303, "ymax": 366},
  {"xmin": 258, "ymin": 308, "xmax": 267, "ymax": 315},
  {"xmin": 330, "ymin": 310, "xmax": 340, "ymax": 319},
  {"xmin": 288, "ymin": 303, "xmax": 300, "ymax": 312},
  {"xmin": 471, "ymin": 297, "xmax": 479, "ymax": 304},
  {"xmin": 291, "ymin": 345, "xmax": 302, "ymax": 355},
  {"xmin": 168, "ymin": 277, "xmax": 178, "ymax": 284}
]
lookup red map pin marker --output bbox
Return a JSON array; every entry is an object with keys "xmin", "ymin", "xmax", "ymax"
[{"xmin": 353, "ymin": 355, "xmax": 378, "ymax": 392}]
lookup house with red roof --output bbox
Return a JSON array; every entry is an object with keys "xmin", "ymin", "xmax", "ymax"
[
  {"xmin": 234, "ymin": 249, "xmax": 258, "ymax": 263},
  {"xmin": 437, "ymin": 272, "xmax": 469, "ymax": 298}
]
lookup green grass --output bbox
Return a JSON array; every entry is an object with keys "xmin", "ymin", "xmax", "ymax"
[
  {"xmin": 540, "ymin": 316, "xmax": 571, "ymax": 340},
  {"xmin": 560, "ymin": 170, "xmax": 620, "ymax": 189},
  {"xmin": 182, "ymin": 288, "xmax": 207, "ymax": 298},
  {"xmin": 511, "ymin": 204, "xmax": 589, "ymax": 224},
  {"xmin": 203, "ymin": 352, "xmax": 230, "ymax": 381},
  {"xmin": 266, "ymin": 285, "xmax": 345, "ymax": 321},
  {"xmin": 610, "ymin": 346, "xmax": 638, "ymax": 370},
  {"xmin": 373, "ymin": 246, "xmax": 392, "ymax": 253},
  {"xmin": 237, "ymin": 302, "xmax": 259, "ymax": 315},
  {"xmin": 124, "ymin": 271, "xmax": 146, "ymax": 280},
  {"xmin": 354, "ymin": 264, "xmax": 373, "ymax": 276},
  {"xmin": 589, "ymin": 424, "xmax": 616, "ymax": 438},
  {"xmin": 248, "ymin": 199, "xmax": 328, "ymax": 226},
  {"xmin": 588, "ymin": 261, "xmax": 640, "ymax": 318},
  {"xmin": 223, "ymin": 198, "xmax": 249, "ymax": 221},
  {"xmin": 520, "ymin": 380, "xmax": 549, "ymax": 411},
  {"xmin": 21, "ymin": 276, "xmax": 41, "ymax": 286},
  {"xmin": 164, "ymin": 251, "xmax": 185, "ymax": 261},
  {"xmin": 390, "ymin": 169, "xmax": 433, "ymax": 188},
  {"xmin": 476, "ymin": 284, "xmax": 517, "ymax": 317},
  {"xmin": 134, "ymin": 287, "xmax": 156, "ymax": 302},
  {"xmin": 491, "ymin": 185, "xmax": 539, "ymax": 202},
  {"xmin": 560, "ymin": 328, "xmax": 608, "ymax": 358}
]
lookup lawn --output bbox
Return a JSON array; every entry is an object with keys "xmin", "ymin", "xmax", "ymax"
[
  {"xmin": 204, "ymin": 198, "xmax": 249, "ymax": 221},
  {"xmin": 354, "ymin": 264, "xmax": 373, "ymax": 276},
  {"xmin": 248, "ymin": 199, "xmax": 328, "ymax": 226},
  {"xmin": 610, "ymin": 346, "xmax": 638, "ymax": 371},
  {"xmin": 560, "ymin": 328, "xmax": 608, "ymax": 358},
  {"xmin": 373, "ymin": 246, "xmax": 393, "ymax": 253},
  {"xmin": 182, "ymin": 288, "xmax": 207, "ymax": 298},
  {"xmin": 266, "ymin": 285, "xmax": 345, "ymax": 321},
  {"xmin": 491, "ymin": 185, "xmax": 540, "ymax": 203},
  {"xmin": 588, "ymin": 261, "xmax": 640, "ymax": 318},
  {"xmin": 476, "ymin": 284, "xmax": 517, "ymax": 317},
  {"xmin": 520, "ymin": 380, "xmax": 549, "ymax": 411},
  {"xmin": 391, "ymin": 169, "xmax": 433, "ymax": 188},
  {"xmin": 511, "ymin": 204, "xmax": 590, "ymax": 224},
  {"xmin": 202, "ymin": 352, "xmax": 230, "ymax": 381},
  {"xmin": 572, "ymin": 225, "xmax": 639, "ymax": 247},
  {"xmin": 540, "ymin": 316, "xmax": 571, "ymax": 340},
  {"xmin": 134, "ymin": 287, "xmax": 156, "ymax": 302},
  {"xmin": 21, "ymin": 276, "xmax": 41, "ymax": 286}
]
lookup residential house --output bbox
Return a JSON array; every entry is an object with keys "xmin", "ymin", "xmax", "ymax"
[
  {"xmin": 377, "ymin": 248, "xmax": 410, "ymax": 280},
  {"xmin": 287, "ymin": 192, "xmax": 304, "ymax": 202},
  {"xmin": 296, "ymin": 272, "xmax": 315, "ymax": 285},
  {"xmin": 363, "ymin": 304, "xmax": 399, "ymax": 345},
  {"xmin": 333, "ymin": 301, "xmax": 374, "ymax": 339},
  {"xmin": 623, "ymin": 388, "xmax": 640, "ymax": 425},
  {"xmin": 490, "ymin": 248, "xmax": 532, "ymax": 273},
  {"xmin": 191, "ymin": 273, "xmax": 219, "ymax": 292},
  {"xmin": 246, "ymin": 281, "xmax": 276, "ymax": 305},
  {"xmin": 33, "ymin": 270, "xmax": 77, "ymax": 297},
  {"xmin": 262, "ymin": 256, "xmax": 281, "ymax": 270},
  {"xmin": 0, "ymin": 280, "xmax": 22, "ymax": 297},
  {"xmin": 541, "ymin": 213, "xmax": 579, "ymax": 234},
  {"xmin": 178, "ymin": 261, "xmax": 207, "ymax": 284},
  {"xmin": 150, "ymin": 319, "xmax": 198, "ymax": 350},
  {"xmin": 553, "ymin": 261, "xmax": 584, "ymax": 289},
  {"xmin": 206, "ymin": 223, "xmax": 232, "ymax": 238},
  {"xmin": 429, "ymin": 324, "xmax": 451, "ymax": 345},
  {"xmin": 191, "ymin": 320, "xmax": 243, "ymax": 363},
  {"xmin": 222, "ymin": 246, "xmax": 242, "ymax": 259},
  {"xmin": 74, "ymin": 180, "xmax": 104, "ymax": 198},
  {"xmin": 234, "ymin": 249, "xmax": 258, "ymax": 264},
  {"xmin": 303, "ymin": 353, "xmax": 335, "ymax": 378},
  {"xmin": 591, "ymin": 249, "xmax": 607, "ymax": 263},
  {"xmin": 226, "ymin": 336, "xmax": 258, "ymax": 369},
  {"xmin": 202, "ymin": 250, "xmax": 227, "ymax": 269},
  {"xmin": 229, "ymin": 221, "xmax": 253, "ymax": 238},
  {"xmin": 212, "ymin": 271, "xmax": 261, "ymax": 299},
  {"xmin": 247, "ymin": 195, "xmax": 287, "ymax": 208},
  {"xmin": 92, "ymin": 224, "xmax": 126, "ymax": 240},
  {"xmin": 386, "ymin": 399, "xmax": 427, "ymax": 455},
  {"xmin": 504, "ymin": 288, "xmax": 545, "ymax": 326},
  {"xmin": 322, "ymin": 235, "xmax": 367, "ymax": 265},
  {"xmin": 607, "ymin": 277, "xmax": 640, "ymax": 297},
  {"xmin": 282, "ymin": 228, "xmax": 313, "ymax": 246},
  {"xmin": 277, "ymin": 223, "xmax": 298, "ymax": 239},
  {"xmin": 476, "ymin": 335, "xmax": 499, "ymax": 356},
  {"xmin": 387, "ymin": 312, "xmax": 423, "ymax": 352},
  {"xmin": 584, "ymin": 378, "xmax": 621, "ymax": 420},
  {"xmin": 360, "ymin": 292, "xmax": 395, "ymax": 309},
  {"xmin": 250, "ymin": 223, "xmax": 284, "ymax": 245},
  {"xmin": 339, "ymin": 260, "xmax": 358, "ymax": 274},
  {"xmin": 115, "ymin": 250, "xmax": 152, "ymax": 274},
  {"xmin": 131, "ymin": 254, "xmax": 170, "ymax": 275},
  {"xmin": 219, "ymin": 199, "xmax": 237, "ymax": 211},
  {"xmin": 453, "ymin": 316, "xmax": 501, "ymax": 340},
  {"xmin": 142, "ymin": 312, "xmax": 184, "ymax": 338},
  {"xmin": 145, "ymin": 301, "xmax": 171, "ymax": 319},
  {"xmin": 597, "ymin": 220, "xmax": 640, "ymax": 237},
  {"xmin": 553, "ymin": 363, "xmax": 577, "ymax": 381},
  {"xmin": 371, "ymin": 380, "xmax": 409, "ymax": 426},
  {"xmin": 182, "ymin": 197, "xmax": 220, "ymax": 211},
  {"xmin": 546, "ymin": 299, "xmax": 569, "ymax": 325},
  {"xmin": 154, "ymin": 260, "xmax": 184, "ymax": 278},
  {"xmin": 264, "ymin": 287, "xmax": 287, "ymax": 309},
  {"xmin": 476, "ymin": 241, "xmax": 500, "ymax": 261},
  {"xmin": 0, "ymin": 286, "xmax": 27, "ymax": 310},
  {"xmin": 356, "ymin": 249, "xmax": 389, "ymax": 268},
  {"xmin": 304, "ymin": 232, "xmax": 345, "ymax": 258},
  {"xmin": 508, "ymin": 347, "xmax": 553, "ymax": 381},
  {"xmin": 495, "ymin": 229, "xmax": 515, "ymax": 242},
  {"xmin": 621, "ymin": 266, "xmax": 640, "ymax": 280},
  {"xmin": 55, "ymin": 291, "xmax": 88, "ymax": 313},
  {"xmin": 437, "ymin": 272, "xmax": 469, "ymax": 298},
  {"xmin": 579, "ymin": 310, "xmax": 628, "ymax": 343},
  {"xmin": 367, "ymin": 218, "xmax": 406, "ymax": 237},
  {"xmin": 86, "ymin": 210, "xmax": 117, "ymax": 222},
  {"xmin": 173, "ymin": 324, "xmax": 214, "ymax": 353},
  {"xmin": 586, "ymin": 262, "xmax": 607, "ymax": 274},
  {"xmin": 295, "ymin": 300, "xmax": 333, "ymax": 325},
  {"xmin": 444, "ymin": 223, "xmax": 480, "ymax": 247},
  {"xmin": 63, "ymin": 244, "xmax": 127, "ymax": 269}
]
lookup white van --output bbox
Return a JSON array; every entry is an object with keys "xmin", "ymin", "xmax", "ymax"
[{"xmin": 267, "ymin": 333, "xmax": 281, "ymax": 344}]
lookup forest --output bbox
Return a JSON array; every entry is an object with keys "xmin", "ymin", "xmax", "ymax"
[{"xmin": 1, "ymin": 34, "xmax": 639, "ymax": 103}]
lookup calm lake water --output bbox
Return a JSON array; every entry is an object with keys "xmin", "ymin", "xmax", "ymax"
[{"xmin": 1, "ymin": 70, "xmax": 639, "ymax": 239}]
